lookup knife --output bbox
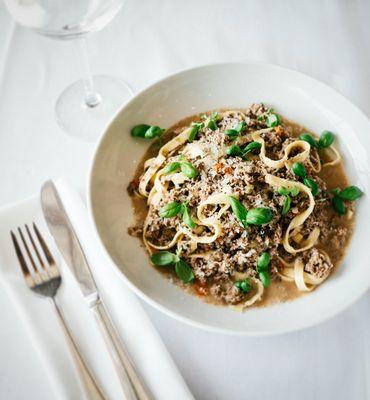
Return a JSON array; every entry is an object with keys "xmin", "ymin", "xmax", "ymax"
[{"xmin": 40, "ymin": 180, "xmax": 151, "ymax": 400}]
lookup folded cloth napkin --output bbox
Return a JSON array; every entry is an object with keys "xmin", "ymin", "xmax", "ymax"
[{"xmin": 0, "ymin": 180, "xmax": 194, "ymax": 400}]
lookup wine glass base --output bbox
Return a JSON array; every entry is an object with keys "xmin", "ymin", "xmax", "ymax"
[{"xmin": 55, "ymin": 75, "xmax": 133, "ymax": 142}]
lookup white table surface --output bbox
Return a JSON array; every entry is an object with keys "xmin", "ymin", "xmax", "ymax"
[{"xmin": 1, "ymin": 1, "xmax": 370, "ymax": 399}]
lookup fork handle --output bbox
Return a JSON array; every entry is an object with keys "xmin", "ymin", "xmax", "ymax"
[
  {"xmin": 92, "ymin": 300, "xmax": 152, "ymax": 400},
  {"xmin": 52, "ymin": 298, "xmax": 106, "ymax": 400}
]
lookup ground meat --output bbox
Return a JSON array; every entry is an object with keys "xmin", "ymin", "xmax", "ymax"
[
  {"xmin": 127, "ymin": 225, "xmax": 143, "ymax": 237},
  {"xmin": 303, "ymin": 247, "xmax": 333, "ymax": 278},
  {"xmin": 209, "ymin": 281, "xmax": 246, "ymax": 305},
  {"xmin": 129, "ymin": 103, "xmax": 353, "ymax": 306}
]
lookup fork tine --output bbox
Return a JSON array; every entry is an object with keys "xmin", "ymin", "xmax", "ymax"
[
  {"xmin": 18, "ymin": 227, "xmax": 38, "ymax": 272},
  {"xmin": 33, "ymin": 223, "xmax": 56, "ymax": 266},
  {"xmin": 11, "ymin": 231, "xmax": 30, "ymax": 277},
  {"xmin": 11, "ymin": 231, "xmax": 34, "ymax": 286},
  {"xmin": 25, "ymin": 224, "xmax": 46, "ymax": 270}
]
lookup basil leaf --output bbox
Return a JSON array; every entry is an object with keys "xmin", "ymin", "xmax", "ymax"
[
  {"xmin": 236, "ymin": 121, "xmax": 246, "ymax": 133},
  {"xmin": 303, "ymin": 178, "xmax": 318, "ymax": 196},
  {"xmin": 163, "ymin": 162, "xmax": 181, "ymax": 174},
  {"xmin": 180, "ymin": 161, "xmax": 198, "ymax": 179},
  {"xmin": 331, "ymin": 188, "xmax": 341, "ymax": 196},
  {"xmin": 265, "ymin": 114, "xmax": 281, "ymax": 128},
  {"xmin": 131, "ymin": 124, "xmax": 150, "ymax": 138},
  {"xmin": 235, "ymin": 278, "xmax": 252, "ymax": 293},
  {"xmin": 246, "ymin": 208, "xmax": 274, "ymax": 225},
  {"xmin": 257, "ymin": 252, "xmax": 270, "ymax": 272},
  {"xmin": 259, "ymin": 271, "xmax": 271, "ymax": 288},
  {"xmin": 226, "ymin": 145, "xmax": 244, "ymax": 157},
  {"xmin": 144, "ymin": 126, "xmax": 165, "ymax": 139},
  {"xmin": 188, "ymin": 122, "xmax": 204, "ymax": 142},
  {"xmin": 257, "ymin": 115, "xmax": 264, "ymax": 121},
  {"xmin": 211, "ymin": 111, "xmax": 220, "ymax": 121},
  {"xmin": 277, "ymin": 187, "xmax": 290, "ymax": 196},
  {"xmin": 225, "ymin": 129, "xmax": 239, "ymax": 138},
  {"xmin": 175, "ymin": 259, "xmax": 195, "ymax": 283},
  {"xmin": 182, "ymin": 203, "xmax": 196, "ymax": 229},
  {"xmin": 188, "ymin": 126, "xmax": 198, "ymax": 142},
  {"xmin": 282, "ymin": 196, "xmax": 291, "ymax": 216},
  {"xmin": 337, "ymin": 186, "xmax": 363, "ymax": 201},
  {"xmin": 151, "ymin": 251, "xmax": 178, "ymax": 266},
  {"xmin": 332, "ymin": 196, "xmax": 346, "ymax": 215},
  {"xmin": 227, "ymin": 196, "xmax": 248, "ymax": 227},
  {"xmin": 289, "ymin": 186, "xmax": 300, "ymax": 197},
  {"xmin": 291, "ymin": 162, "xmax": 306, "ymax": 178},
  {"xmin": 299, "ymin": 133, "xmax": 318, "ymax": 148},
  {"xmin": 207, "ymin": 119, "xmax": 218, "ymax": 131},
  {"xmin": 243, "ymin": 141, "xmax": 261, "ymax": 154},
  {"xmin": 318, "ymin": 130, "xmax": 334, "ymax": 148},
  {"xmin": 159, "ymin": 201, "xmax": 183, "ymax": 218}
]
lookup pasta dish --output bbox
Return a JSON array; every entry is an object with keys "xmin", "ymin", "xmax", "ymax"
[{"xmin": 128, "ymin": 104, "xmax": 363, "ymax": 310}]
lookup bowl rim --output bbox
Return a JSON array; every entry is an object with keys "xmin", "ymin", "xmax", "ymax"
[{"xmin": 87, "ymin": 61, "xmax": 370, "ymax": 336}]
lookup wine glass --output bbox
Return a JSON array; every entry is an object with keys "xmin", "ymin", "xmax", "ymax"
[{"xmin": 3, "ymin": 0, "xmax": 132, "ymax": 141}]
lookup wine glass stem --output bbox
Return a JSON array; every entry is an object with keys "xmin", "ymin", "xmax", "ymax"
[{"xmin": 75, "ymin": 38, "xmax": 101, "ymax": 108}]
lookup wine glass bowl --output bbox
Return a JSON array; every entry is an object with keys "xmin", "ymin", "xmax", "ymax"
[
  {"xmin": 3, "ymin": 0, "xmax": 125, "ymax": 40},
  {"xmin": 3, "ymin": 0, "xmax": 132, "ymax": 141}
]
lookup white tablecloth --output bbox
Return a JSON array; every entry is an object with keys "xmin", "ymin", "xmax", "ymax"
[{"xmin": 0, "ymin": 1, "xmax": 369, "ymax": 399}]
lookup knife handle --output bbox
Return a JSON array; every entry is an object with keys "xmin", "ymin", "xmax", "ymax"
[
  {"xmin": 92, "ymin": 300, "xmax": 152, "ymax": 400},
  {"xmin": 52, "ymin": 298, "xmax": 106, "ymax": 400}
]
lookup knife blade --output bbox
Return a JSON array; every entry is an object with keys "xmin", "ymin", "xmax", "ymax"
[
  {"xmin": 40, "ymin": 180, "xmax": 98, "ymax": 302},
  {"xmin": 40, "ymin": 180, "xmax": 151, "ymax": 400}
]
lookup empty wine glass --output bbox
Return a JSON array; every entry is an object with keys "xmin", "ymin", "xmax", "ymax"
[{"xmin": 4, "ymin": 0, "xmax": 132, "ymax": 141}]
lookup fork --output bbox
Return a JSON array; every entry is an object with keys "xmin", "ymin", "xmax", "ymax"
[{"xmin": 11, "ymin": 223, "xmax": 106, "ymax": 400}]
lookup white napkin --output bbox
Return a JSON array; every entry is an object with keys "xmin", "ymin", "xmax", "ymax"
[{"xmin": 0, "ymin": 180, "xmax": 194, "ymax": 400}]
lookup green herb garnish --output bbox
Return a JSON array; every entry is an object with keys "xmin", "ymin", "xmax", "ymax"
[
  {"xmin": 331, "ymin": 185, "xmax": 363, "ymax": 215},
  {"xmin": 175, "ymin": 259, "xmax": 195, "ymax": 283},
  {"xmin": 235, "ymin": 278, "xmax": 252, "ymax": 293},
  {"xmin": 188, "ymin": 122, "xmax": 204, "ymax": 142},
  {"xmin": 303, "ymin": 178, "xmax": 318, "ymax": 196},
  {"xmin": 243, "ymin": 141, "xmax": 262, "ymax": 154},
  {"xmin": 206, "ymin": 112, "xmax": 220, "ymax": 131},
  {"xmin": 291, "ymin": 162, "xmax": 307, "ymax": 178},
  {"xmin": 151, "ymin": 252, "xmax": 194, "ymax": 283},
  {"xmin": 226, "ymin": 141, "xmax": 261, "ymax": 159},
  {"xmin": 289, "ymin": 186, "xmax": 300, "ymax": 197},
  {"xmin": 144, "ymin": 126, "xmax": 165, "ymax": 139},
  {"xmin": 226, "ymin": 144, "xmax": 244, "ymax": 157},
  {"xmin": 299, "ymin": 130, "xmax": 335, "ymax": 149},
  {"xmin": 332, "ymin": 196, "xmax": 346, "ymax": 215},
  {"xmin": 282, "ymin": 196, "xmax": 291, "ymax": 216},
  {"xmin": 265, "ymin": 113, "xmax": 281, "ymax": 128},
  {"xmin": 151, "ymin": 251, "xmax": 179, "ymax": 266},
  {"xmin": 131, "ymin": 124, "xmax": 165, "ymax": 139},
  {"xmin": 225, "ymin": 129, "xmax": 239, "ymax": 138},
  {"xmin": 299, "ymin": 133, "xmax": 318, "ymax": 148},
  {"xmin": 163, "ymin": 162, "xmax": 181, "ymax": 174},
  {"xmin": 159, "ymin": 201, "xmax": 183, "ymax": 218},
  {"xmin": 291, "ymin": 163, "xmax": 319, "ymax": 196},
  {"xmin": 180, "ymin": 161, "xmax": 198, "ymax": 179},
  {"xmin": 131, "ymin": 124, "xmax": 151, "ymax": 138},
  {"xmin": 257, "ymin": 252, "xmax": 270, "ymax": 272},
  {"xmin": 227, "ymin": 196, "xmax": 248, "ymax": 228},
  {"xmin": 236, "ymin": 121, "xmax": 246, "ymax": 133},
  {"xmin": 318, "ymin": 130, "xmax": 334, "ymax": 149},
  {"xmin": 159, "ymin": 201, "xmax": 197, "ymax": 228},
  {"xmin": 245, "ymin": 208, "xmax": 274, "ymax": 225},
  {"xmin": 163, "ymin": 158, "xmax": 198, "ymax": 179},
  {"xmin": 259, "ymin": 271, "xmax": 271, "ymax": 288},
  {"xmin": 182, "ymin": 203, "xmax": 196, "ymax": 229},
  {"xmin": 336, "ymin": 186, "xmax": 363, "ymax": 201}
]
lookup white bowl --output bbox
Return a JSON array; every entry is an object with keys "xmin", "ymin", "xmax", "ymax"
[{"xmin": 88, "ymin": 63, "xmax": 370, "ymax": 336}]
